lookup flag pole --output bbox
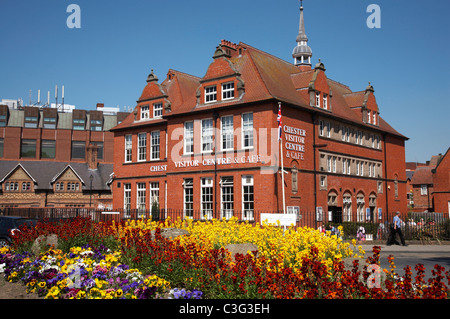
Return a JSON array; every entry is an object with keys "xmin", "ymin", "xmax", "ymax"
[{"xmin": 278, "ymin": 102, "xmax": 286, "ymax": 215}]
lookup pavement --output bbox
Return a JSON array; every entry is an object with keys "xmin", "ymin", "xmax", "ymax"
[{"xmin": 357, "ymin": 241, "xmax": 450, "ymax": 280}]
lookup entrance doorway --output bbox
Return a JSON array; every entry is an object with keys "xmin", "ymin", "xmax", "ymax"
[{"xmin": 329, "ymin": 206, "xmax": 343, "ymax": 223}]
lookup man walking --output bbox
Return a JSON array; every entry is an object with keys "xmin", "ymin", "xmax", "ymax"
[{"xmin": 387, "ymin": 211, "xmax": 407, "ymax": 246}]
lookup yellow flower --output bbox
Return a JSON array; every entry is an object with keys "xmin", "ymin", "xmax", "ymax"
[
  {"xmin": 38, "ymin": 281, "xmax": 46, "ymax": 288},
  {"xmin": 115, "ymin": 289, "xmax": 123, "ymax": 298}
]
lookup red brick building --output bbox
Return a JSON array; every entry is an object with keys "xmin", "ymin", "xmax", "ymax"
[
  {"xmin": 432, "ymin": 148, "xmax": 450, "ymax": 215},
  {"xmin": 0, "ymin": 104, "xmax": 129, "ymax": 208},
  {"xmin": 110, "ymin": 5, "xmax": 408, "ymax": 226}
]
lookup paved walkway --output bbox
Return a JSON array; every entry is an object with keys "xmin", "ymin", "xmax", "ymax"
[{"xmin": 357, "ymin": 242, "xmax": 450, "ymax": 280}]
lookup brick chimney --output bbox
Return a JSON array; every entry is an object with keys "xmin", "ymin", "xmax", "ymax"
[{"xmin": 87, "ymin": 143, "xmax": 99, "ymax": 169}]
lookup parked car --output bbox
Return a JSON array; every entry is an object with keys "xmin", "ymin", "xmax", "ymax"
[{"xmin": 0, "ymin": 216, "xmax": 38, "ymax": 248}]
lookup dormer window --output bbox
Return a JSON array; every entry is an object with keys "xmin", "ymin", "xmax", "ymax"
[
  {"xmin": 315, "ymin": 92, "xmax": 320, "ymax": 107},
  {"xmin": 141, "ymin": 105, "xmax": 150, "ymax": 120},
  {"xmin": 367, "ymin": 110, "xmax": 371, "ymax": 124},
  {"xmin": 153, "ymin": 103, "xmax": 163, "ymax": 118},
  {"xmin": 373, "ymin": 113, "xmax": 377, "ymax": 125},
  {"xmin": 205, "ymin": 86, "xmax": 217, "ymax": 103},
  {"xmin": 222, "ymin": 82, "xmax": 235, "ymax": 100},
  {"xmin": 323, "ymin": 94, "xmax": 328, "ymax": 110}
]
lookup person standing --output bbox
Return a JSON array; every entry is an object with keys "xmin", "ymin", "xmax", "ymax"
[{"xmin": 387, "ymin": 211, "xmax": 407, "ymax": 246}]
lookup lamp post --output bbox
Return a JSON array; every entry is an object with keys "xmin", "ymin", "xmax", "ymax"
[{"xmin": 89, "ymin": 174, "xmax": 93, "ymax": 207}]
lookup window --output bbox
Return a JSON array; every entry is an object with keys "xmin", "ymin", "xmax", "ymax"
[
  {"xmin": 138, "ymin": 133, "xmax": 147, "ymax": 161},
  {"xmin": 323, "ymin": 94, "xmax": 328, "ymax": 110},
  {"xmin": 342, "ymin": 158, "xmax": 347, "ymax": 174},
  {"xmin": 141, "ymin": 105, "xmax": 150, "ymax": 120},
  {"xmin": 205, "ymin": 86, "xmax": 217, "ymax": 103},
  {"xmin": 71, "ymin": 141, "xmax": 85, "ymax": 159},
  {"xmin": 373, "ymin": 113, "xmax": 377, "ymax": 125},
  {"xmin": 242, "ymin": 175, "xmax": 254, "ymax": 221},
  {"xmin": 320, "ymin": 175, "xmax": 327, "ymax": 189},
  {"xmin": 41, "ymin": 140, "xmax": 56, "ymax": 159},
  {"xmin": 184, "ymin": 179, "xmax": 193, "ymax": 218},
  {"xmin": 326, "ymin": 122, "xmax": 331, "ymax": 138},
  {"xmin": 151, "ymin": 131, "xmax": 160, "ymax": 160},
  {"xmin": 327, "ymin": 156, "xmax": 332, "ymax": 172},
  {"xmin": 343, "ymin": 194, "xmax": 352, "ymax": 222},
  {"xmin": 371, "ymin": 135, "xmax": 375, "ymax": 148},
  {"xmin": 376, "ymin": 136, "xmax": 381, "ymax": 149},
  {"xmin": 357, "ymin": 195, "xmax": 365, "ymax": 222},
  {"xmin": 221, "ymin": 116, "xmax": 234, "ymax": 151},
  {"xmin": 153, "ymin": 103, "xmax": 163, "ymax": 118},
  {"xmin": 341, "ymin": 126, "xmax": 346, "ymax": 141},
  {"xmin": 367, "ymin": 111, "xmax": 371, "ymax": 124},
  {"xmin": 319, "ymin": 120, "xmax": 324, "ymax": 136},
  {"xmin": 359, "ymin": 131, "xmax": 363, "ymax": 145},
  {"xmin": 150, "ymin": 182, "xmax": 159, "ymax": 207},
  {"xmin": 315, "ymin": 92, "xmax": 320, "ymax": 107},
  {"xmin": 201, "ymin": 178, "xmax": 213, "ymax": 220},
  {"xmin": 137, "ymin": 183, "xmax": 146, "ymax": 213},
  {"xmin": 90, "ymin": 119, "xmax": 102, "ymax": 131},
  {"xmin": 347, "ymin": 159, "xmax": 351, "ymax": 175},
  {"xmin": 332, "ymin": 156, "xmax": 337, "ymax": 173},
  {"xmin": 356, "ymin": 160, "xmax": 360, "ymax": 176},
  {"xmin": 202, "ymin": 119, "xmax": 213, "ymax": 152},
  {"xmin": 43, "ymin": 117, "xmax": 57, "ymax": 129},
  {"xmin": 369, "ymin": 163, "xmax": 372, "ymax": 177},
  {"xmin": 184, "ymin": 121, "xmax": 194, "ymax": 154},
  {"xmin": 421, "ymin": 185, "xmax": 427, "ymax": 196},
  {"xmin": 124, "ymin": 184, "xmax": 131, "ymax": 216},
  {"xmin": 242, "ymin": 113, "xmax": 253, "ymax": 149},
  {"xmin": 0, "ymin": 138, "xmax": 3, "ymax": 157},
  {"xmin": 222, "ymin": 82, "xmax": 235, "ymax": 100},
  {"xmin": 125, "ymin": 135, "xmax": 132, "ymax": 163},
  {"xmin": 361, "ymin": 162, "xmax": 364, "ymax": 176},
  {"xmin": 22, "ymin": 182, "xmax": 31, "ymax": 192},
  {"xmin": 221, "ymin": 177, "xmax": 234, "ymax": 219},
  {"xmin": 21, "ymin": 139, "xmax": 36, "ymax": 158},
  {"xmin": 73, "ymin": 118, "xmax": 85, "ymax": 130}
]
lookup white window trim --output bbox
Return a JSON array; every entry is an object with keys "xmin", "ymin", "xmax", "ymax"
[
  {"xmin": 242, "ymin": 175, "xmax": 254, "ymax": 221},
  {"xmin": 222, "ymin": 82, "xmax": 235, "ymax": 100},
  {"xmin": 150, "ymin": 131, "xmax": 160, "ymax": 161},
  {"xmin": 141, "ymin": 105, "xmax": 150, "ymax": 120},
  {"xmin": 137, "ymin": 133, "xmax": 147, "ymax": 162},
  {"xmin": 221, "ymin": 115, "xmax": 234, "ymax": 151},
  {"xmin": 184, "ymin": 121, "xmax": 194, "ymax": 155},
  {"xmin": 242, "ymin": 112, "xmax": 254, "ymax": 150},
  {"xmin": 125, "ymin": 135, "xmax": 132, "ymax": 163},
  {"xmin": 201, "ymin": 118, "xmax": 214, "ymax": 153},
  {"xmin": 153, "ymin": 103, "xmax": 163, "ymax": 118},
  {"xmin": 205, "ymin": 85, "xmax": 217, "ymax": 104}
]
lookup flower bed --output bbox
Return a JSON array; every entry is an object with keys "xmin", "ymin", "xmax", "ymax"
[{"xmin": 2, "ymin": 217, "xmax": 450, "ymax": 299}]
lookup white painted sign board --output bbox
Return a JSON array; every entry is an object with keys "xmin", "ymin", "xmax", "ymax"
[{"xmin": 260, "ymin": 213, "xmax": 297, "ymax": 227}]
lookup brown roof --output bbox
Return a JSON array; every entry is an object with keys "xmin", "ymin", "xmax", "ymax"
[
  {"xmin": 111, "ymin": 40, "xmax": 407, "ymax": 139},
  {"xmin": 410, "ymin": 167, "xmax": 434, "ymax": 185}
]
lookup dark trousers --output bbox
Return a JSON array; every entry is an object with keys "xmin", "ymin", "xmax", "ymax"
[{"xmin": 387, "ymin": 227, "xmax": 406, "ymax": 246}]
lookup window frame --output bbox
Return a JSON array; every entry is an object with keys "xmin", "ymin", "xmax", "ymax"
[
  {"xmin": 184, "ymin": 121, "xmax": 194, "ymax": 155},
  {"xmin": 221, "ymin": 115, "xmax": 234, "ymax": 151},
  {"xmin": 138, "ymin": 132, "xmax": 147, "ymax": 162},
  {"xmin": 222, "ymin": 82, "xmax": 235, "ymax": 100},
  {"xmin": 205, "ymin": 85, "xmax": 217, "ymax": 104},
  {"xmin": 242, "ymin": 112, "xmax": 254, "ymax": 149}
]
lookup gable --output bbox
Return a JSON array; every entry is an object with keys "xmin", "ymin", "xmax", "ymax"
[
  {"xmin": 0, "ymin": 164, "xmax": 36, "ymax": 184},
  {"xmin": 202, "ymin": 57, "xmax": 238, "ymax": 82},
  {"xmin": 52, "ymin": 165, "xmax": 84, "ymax": 185}
]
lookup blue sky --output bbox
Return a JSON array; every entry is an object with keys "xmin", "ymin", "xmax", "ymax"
[{"xmin": 1, "ymin": 0, "xmax": 449, "ymax": 163}]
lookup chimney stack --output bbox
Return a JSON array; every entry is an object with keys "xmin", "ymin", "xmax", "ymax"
[{"xmin": 87, "ymin": 143, "xmax": 99, "ymax": 169}]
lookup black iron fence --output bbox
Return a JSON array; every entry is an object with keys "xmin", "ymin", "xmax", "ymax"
[{"xmin": 1, "ymin": 207, "xmax": 449, "ymax": 241}]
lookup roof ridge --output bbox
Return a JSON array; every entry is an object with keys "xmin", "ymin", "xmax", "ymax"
[
  {"xmin": 239, "ymin": 41, "xmax": 296, "ymax": 69},
  {"xmin": 167, "ymin": 68, "xmax": 201, "ymax": 80}
]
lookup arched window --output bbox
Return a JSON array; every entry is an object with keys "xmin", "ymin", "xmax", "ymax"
[
  {"xmin": 343, "ymin": 192, "xmax": 352, "ymax": 222},
  {"xmin": 356, "ymin": 193, "xmax": 365, "ymax": 222}
]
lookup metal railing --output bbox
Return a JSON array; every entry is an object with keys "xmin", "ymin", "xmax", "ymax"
[{"xmin": 1, "ymin": 207, "xmax": 448, "ymax": 241}]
